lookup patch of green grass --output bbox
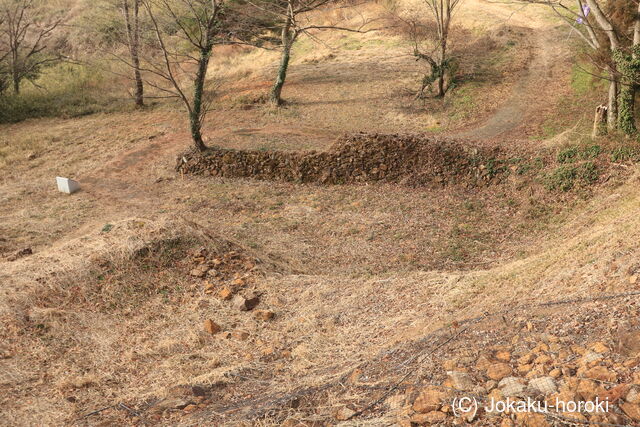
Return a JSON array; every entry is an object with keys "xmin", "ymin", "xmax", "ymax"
[
  {"xmin": 545, "ymin": 161, "xmax": 599, "ymax": 192},
  {"xmin": 0, "ymin": 63, "xmax": 126, "ymax": 123},
  {"xmin": 580, "ymin": 144, "xmax": 602, "ymax": 159},
  {"xmin": 292, "ymin": 38, "xmax": 315, "ymax": 56},
  {"xmin": 545, "ymin": 165, "xmax": 577, "ymax": 191},
  {"xmin": 570, "ymin": 64, "xmax": 593, "ymax": 96},
  {"xmin": 611, "ymin": 145, "xmax": 640, "ymax": 162},
  {"xmin": 577, "ymin": 161, "xmax": 598, "ymax": 184},
  {"xmin": 557, "ymin": 147, "xmax": 578, "ymax": 163},
  {"xmin": 485, "ymin": 158, "xmax": 507, "ymax": 178},
  {"xmin": 557, "ymin": 144, "xmax": 602, "ymax": 164}
]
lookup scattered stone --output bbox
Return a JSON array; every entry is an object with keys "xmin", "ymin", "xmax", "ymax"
[
  {"xmin": 498, "ymin": 377, "xmax": 525, "ymax": 397},
  {"xmin": 590, "ymin": 342, "xmax": 609, "ymax": 353},
  {"xmin": 411, "ymin": 411, "xmax": 446, "ymax": 424},
  {"xmin": 626, "ymin": 387, "xmax": 640, "ymax": 403},
  {"xmin": 495, "ymin": 351, "xmax": 511, "ymax": 362},
  {"xmin": 231, "ymin": 330, "xmax": 249, "ymax": 341},
  {"xmin": 598, "ymin": 384, "xmax": 629, "ymax": 404},
  {"xmin": 448, "ymin": 371, "xmax": 475, "ymax": 391},
  {"xmin": 518, "ymin": 353, "xmax": 534, "ymax": 365},
  {"xmin": 203, "ymin": 319, "xmax": 221, "ymax": 335},
  {"xmin": 190, "ymin": 265, "xmax": 209, "ymax": 278},
  {"xmin": 254, "ymin": 310, "xmax": 275, "ymax": 321},
  {"xmin": 335, "ymin": 407, "xmax": 355, "ymax": 421},
  {"xmin": 616, "ymin": 331, "xmax": 640, "ymax": 356},
  {"xmin": 584, "ymin": 366, "xmax": 616, "ymax": 382},
  {"xmin": 443, "ymin": 358, "xmax": 458, "ymax": 371},
  {"xmin": 412, "ymin": 388, "xmax": 448, "ymax": 413},
  {"xmin": 581, "ymin": 351, "xmax": 603, "ymax": 365},
  {"xmin": 534, "ymin": 354, "xmax": 552, "ymax": 365},
  {"xmin": 576, "ymin": 379, "xmax": 603, "ymax": 401},
  {"xmin": 152, "ymin": 397, "xmax": 193, "ymax": 413},
  {"xmin": 232, "ymin": 293, "xmax": 260, "ymax": 311},
  {"xmin": 487, "ymin": 363, "xmax": 512, "ymax": 381},
  {"xmin": 517, "ymin": 364, "xmax": 533, "ymax": 375},
  {"xmin": 204, "ymin": 282, "xmax": 215, "ymax": 294},
  {"xmin": 528, "ymin": 377, "xmax": 557, "ymax": 395},
  {"xmin": 218, "ymin": 286, "xmax": 233, "ymax": 300},
  {"xmin": 500, "ymin": 418, "xmax": 514, "ymax": 427},
  {"xmin": 621, "ymin": 402, "xmax": 640, "ymax": 421},
  {"xmin": 475, "ymin": 355, "xmax": 492, "ymax": 370},
  {"xmin": 516, "ymin": 412, "xmax": 550, "ymax": 427}
]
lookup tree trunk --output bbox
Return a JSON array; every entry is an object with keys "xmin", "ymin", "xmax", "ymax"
[
  {"xmin": 190, "ymin": 110, "xmax": 206, "ymax": 152},
  {"xmin": 122, "ymin": 0, "xmax": 144, "ymax": 107},
  {"xmin": 621, "ymin": 4, "xmax": 640, "ymax": 135},
  {"xmin": 271, "ymin": 18, "xmax": 293, "ymax": 106},
  {"xmin": 618, "ymin": 83, "xmax": 636, "ymax": 135},
  {"xmin": 436, "ymin": 70, "xmax": 445, "ymax": 97},
  {"xmin": 435, "ymin": 36, "xmax": 447, "ymax": 97},
  {"xmin": 191, "ymin": 46, "xmax": 213, "ymax": 152},
  {"xmin": 607, "ymin": 69, "xmax": 618, "ymax": 130},
  {"xmin": 12, "ymin": 74, "xmax": 19, "ymax": 95},
  {"xmin": 133, "ymin": 66, "xmax": 144, "ymax": 107}
]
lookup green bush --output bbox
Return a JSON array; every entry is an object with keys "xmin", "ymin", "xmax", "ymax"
[
  {"xmin": 580, "ymin": 144, "xmax": 602, "ymax": 159},
  {"xmin": 611, "ymin": 145, "xmax": 640, "ymax": 162},
  {"xmin": 577, "ymin": 161, "xmax": 598, "ymax": 184},
  {"xmin": 557, "ymin": 147, "xmax": 578, "ymax": 163},
  {"xmin": 545, "ymin": 165, "xmax": 577, "ymax": 191},
  {"xmin": 545, "ymin": 162, "xmax": 599, "ymax": 192}
]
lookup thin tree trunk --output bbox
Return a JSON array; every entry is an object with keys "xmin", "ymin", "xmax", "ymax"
[
  {"xmin": 271, "ymin": 17, "xmax": 293, "ymax": 106},
  {"xmin": 607, "ymin": 69, "xmax": 618, "ymax": 130},
  {"xmin": 436, "ymin": 40, "xmax": 447, "ymax": 97},
  {"xmin": 11, "ymin": 47, "xmax": 19, "ymax": 94},
  {"xmin": 622, "ymin": 2, "xmax": 640, "ymax": 135},
  {"xmin": 122, "ymin": 0, "xmax": 144, "ymax": 107},
  {"xmin": 271, "ymin": 43, "xmax": 291, "ymax": 105},
  {"xmin": 616, "ymin": 5, "xmax": 640, "ymax": 136},
  {"xmin": 618, "ymin": 83, "xmax": 635, "ymax": 134},
  {"xmin": 12, "ymin": 73, "xmax": 19, "ymax": 94},
  {"xmin": 191, "ymin": 46, "xmax": 212, "ymax": 152},
  {"xmin": 436, "ymin": 70, "xmax": 445, "ymax": 97}
]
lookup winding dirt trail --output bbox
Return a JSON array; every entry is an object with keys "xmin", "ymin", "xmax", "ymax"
[{"xmin": 451, "ymin": 1, "xmax": 570, "ymax": 140}]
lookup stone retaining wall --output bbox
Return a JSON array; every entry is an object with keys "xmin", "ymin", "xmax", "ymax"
[{"xmin": 176, "ymin": 133, "xmax": 508, "ymax": 188}]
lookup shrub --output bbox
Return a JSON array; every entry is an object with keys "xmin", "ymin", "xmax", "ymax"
[
  {"xmin": 557, "ymin": 147, "xmax": 578, "ymax": 163},
  {"xmin": 545, "ymin": 165, "xmax": 577, "ymax": 191}
]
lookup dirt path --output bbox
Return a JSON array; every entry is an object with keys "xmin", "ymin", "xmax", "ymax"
[{"xmin": 450, "ymin": 1, "xmax": 570, "ymax": 140}]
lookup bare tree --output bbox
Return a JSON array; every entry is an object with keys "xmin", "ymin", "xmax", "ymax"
[
  {"xmin": 529, "ymin": 0, "xmax": 640, "ymax": 134},
  {"xmin": 407, "ymin": 0, "xmax": 462, "ymax": 98},
  {"xmin": 140, "ymin": 0, "xmax": 224, "ymax": 151},
  {"xmin": 243, "ymin": 0, "xmax": 377, "ymax": 105},
  {"xmin": 0, "ymin": 0, "xmax": 64, "ymax": 94},
  {"xmin": 0, "ymin": 14, "xmax": 9, "ymax": 93},
  {"xmin": 121, "ymin": 0, "xmax": 144, "ymax": 107}
]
